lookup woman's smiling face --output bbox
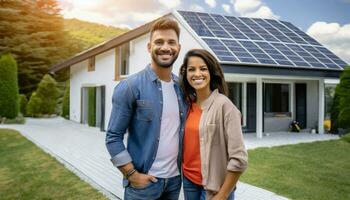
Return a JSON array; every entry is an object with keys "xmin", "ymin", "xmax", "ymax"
[{"xmin": 186, "ymin": 56, "xmax": 211, "ymax": 93}]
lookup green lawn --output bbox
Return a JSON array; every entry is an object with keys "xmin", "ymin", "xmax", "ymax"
[
  {"xmin": 241, "ymin": 138, "xmax": 350, "ymax": 200},
  {"xmin": 0, "ymin": 128, "xmax": 107, "ymax": 200}
]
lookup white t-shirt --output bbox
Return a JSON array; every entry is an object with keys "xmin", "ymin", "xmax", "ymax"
[{"xmin": 148, "ymin": 80, "xmax": 180, "ymax": 178}]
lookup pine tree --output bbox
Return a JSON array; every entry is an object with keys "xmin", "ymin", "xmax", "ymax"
[
  {"xmin": 26, "ymin": 74, "xmax": 60, "ymax": 116},
  {"xmin": 0, "ymin": 54, "xmax": 19, "ymax": 118}
]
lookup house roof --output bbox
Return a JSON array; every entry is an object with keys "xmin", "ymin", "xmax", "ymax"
[
  {"xmin": 50, "ymin": 11, "xmax": 347, "ymax": 73},
  {"xmin": 175, "ymin": 11, "xmax": 347, "ymax": 71}
]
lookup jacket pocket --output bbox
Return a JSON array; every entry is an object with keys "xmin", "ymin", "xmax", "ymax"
[
  {"xmin": 135, "ymin": 100, "xmax": 154, "ymax": 121},
  {"xmin": 206, "ymin": 123, "xmax": 219, "ymax": 146}
]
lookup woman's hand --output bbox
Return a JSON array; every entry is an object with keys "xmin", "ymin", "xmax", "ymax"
[{"xmin": 212, "ymin": 192, "xmax": 229, "ymax": 200}]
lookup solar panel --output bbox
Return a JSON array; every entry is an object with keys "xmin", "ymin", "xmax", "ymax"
[
  {"xmin": 211, "ymin": 14, "xmax": 248, "ymax": 39},
  {"xmin": 255, "ymin": 42, "xmax": 294, "ymax": 66},
  {"xmin": 202, "ymin": 38, "xmax": 239, "ymax": 62},
  {"xmin": 177, "ymin": 11, "xmax": 347, "ymax": 70},
  {"xmin": 280, "ymin": 21, "xmax": 321, "ymax": 45},
  {"xmin": 196, "ymin": 13, "xmax": 231, "ymax": 38},
  {"xmin": 178, "ymin": 11, "xmax": 214, "ymax": 37},
  {"xmin": 239, "ymin": 18, "xmax": 279, "ymax": 42},
  {"xmin": 222, "ymin": 39, "xmax": 259, "ymax": 63},
  {"xmin": 252, "ymin": 18, "xmax": 294, "ymax": 43},
  {"xmin": 225, "ymin": 16, "xmax": 264, "ymax": 41}
]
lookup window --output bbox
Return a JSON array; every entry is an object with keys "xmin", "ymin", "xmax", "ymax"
[
  {"xmin": 227, "ymin": 82, "xmax": 245, "ymax": 126},
  {"xmin": 264, "ymin": 83, "xmax": 289, "ymax": 113},
  {"xmin": 120, "ymin": 42, "xmax": 129, "ymax": 75},
  {"xmin": 228, "ymin": 82, "xmax": 242, "ymax": 112},
  {"xmin": 115, "ymin": 42, "xmax": 130, "ymax": 80}
]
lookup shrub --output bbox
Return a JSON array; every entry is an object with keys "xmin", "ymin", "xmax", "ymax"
[
  {"xmin": 1, "ymin": 113, "xmax": 25, "ymax": 124},
  {"xmin": 61, "ymin": 85, "xmax": 70, "ymax": 119},
  {"xmin": 334, "ymin": 67, "xmax": 350, "ymax": 129},
  {"xmin": 26, "ymin": 92, "xmax": 43, "ymax": 117},
  {"xmin": 26, "ymin": 74, "xmax": 60, "ymax": 117},
  {"xmin": 19, "ymin": 94, "xmax": 28, "ymax": 116},
  {"xmin": 330, "ymin": 93, "xmax": 340, "ymax": 132},
  {"xmin": 36, "ymin": 74, "xmax": 60, "ymax": 114},
  {"xmin": 88, "ymin": 87, "xmax": 96, "ymax": 126},
  {"xmin": 0, "ymin": 54, "xmax": 19, "ymax": 118}
]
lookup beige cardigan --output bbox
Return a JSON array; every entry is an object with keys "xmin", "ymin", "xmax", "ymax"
[{"xmin": 198, "ymin": 89, "xmax": 248, "ymax": 197}]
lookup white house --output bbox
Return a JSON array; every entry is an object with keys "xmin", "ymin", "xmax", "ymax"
[{"xmin": 50, "ymin": 10, "xmax": 347, "ymax": 138}]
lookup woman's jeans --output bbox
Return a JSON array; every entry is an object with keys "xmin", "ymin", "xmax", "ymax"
[{"xmin": 182, "ymin": 176, "xmax": 235, "ymax": 200}]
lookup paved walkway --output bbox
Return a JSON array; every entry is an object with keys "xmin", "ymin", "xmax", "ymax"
[
  {"xmin": 1, "ymin": 118, "xmax": 339, "ymax": 200},
  {"xmin": 243, "ymin": 131, "xmax": 339, "ymax": 149}
]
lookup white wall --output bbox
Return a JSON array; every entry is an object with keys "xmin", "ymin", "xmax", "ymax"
[
  {"xmin": 70, "ymin": 49, "xmax": 117, "ymax": 129},
  {"xmin": 128, "ymin": 34, "xmax": 150, "ymax": 74}
]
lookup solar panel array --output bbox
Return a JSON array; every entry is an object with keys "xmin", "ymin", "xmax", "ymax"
[{"xmin": 178, "ymin": 11, "xmax": 347, "ymax": 70}]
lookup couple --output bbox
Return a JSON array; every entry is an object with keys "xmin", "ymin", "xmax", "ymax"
[{"xmin": 105, "ymin": 18, "xmax": 248, "ymax": 200}]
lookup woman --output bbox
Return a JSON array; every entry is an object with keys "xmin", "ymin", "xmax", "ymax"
[{"xmin": 180, "ymin": 49, "xmax": 248, "ymax": 200}]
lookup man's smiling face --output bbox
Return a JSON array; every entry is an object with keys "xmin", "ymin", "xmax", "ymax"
[{"xmin": 148, "ymin": 29, "xmax": 181, "ymax": 69}]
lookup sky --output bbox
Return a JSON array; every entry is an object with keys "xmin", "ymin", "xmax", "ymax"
[{"xmin": 58, "ymin": 0, "xmax": 350, "ymax": 63}]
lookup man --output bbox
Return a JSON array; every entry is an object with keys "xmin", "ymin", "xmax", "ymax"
[{"xmin": 105, "ymin": 18, "xmax": 187, "ymax": 200}]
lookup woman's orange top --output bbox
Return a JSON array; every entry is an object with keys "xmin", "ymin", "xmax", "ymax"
[{"xmin": 183, "ymin": 103, "xmax": 202, "ymax": 185}]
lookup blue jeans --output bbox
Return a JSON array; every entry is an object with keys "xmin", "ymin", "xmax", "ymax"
[
  {"xmin": 183, "ymin": 176, "xmax": 235, "ymax": 200},
  {"xmin": 124, "ymin": 175, "xmax": 181, "ymax": 200}
]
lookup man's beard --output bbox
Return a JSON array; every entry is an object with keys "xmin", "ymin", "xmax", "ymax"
[{"xmin": 152, "ymin": 50, "xmax": 179, "ymax": 68}]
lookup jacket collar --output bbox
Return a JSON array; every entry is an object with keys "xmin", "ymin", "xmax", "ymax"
[
  {"xmin": 146, "ymin": 64, "xmax": 178, "ymax": 83},
  {"xmin": 201, "ymin": 89, "xmax": 219, "ymax": 111}
]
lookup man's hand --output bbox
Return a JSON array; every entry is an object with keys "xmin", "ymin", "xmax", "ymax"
[{"xmin": 128, "ymin": 171, "xmax": 158, "ymax": 189}]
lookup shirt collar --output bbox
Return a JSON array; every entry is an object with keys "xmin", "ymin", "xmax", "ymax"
[
  {"xmin": 201, "ymin": 89, "xmax": 220, "ymax": 111},
  {"xmin": 146, "ymin": 64, "xmax": 179, "ymax": 83}
]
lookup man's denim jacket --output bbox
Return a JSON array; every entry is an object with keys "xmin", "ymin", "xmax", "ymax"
[{"xmin": 106, "ymin": 65, "xmax": 187, "ymax": 185}]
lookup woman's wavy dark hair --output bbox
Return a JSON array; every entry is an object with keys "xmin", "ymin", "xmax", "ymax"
[{"xmin": 179, "ymin": 49, "xmax": 228, "ymax": 104}]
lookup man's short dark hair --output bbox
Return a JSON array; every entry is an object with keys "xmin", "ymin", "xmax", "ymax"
[{"xmin": 150, "ymin": 18, "xmax": 180, "ymax": 39}]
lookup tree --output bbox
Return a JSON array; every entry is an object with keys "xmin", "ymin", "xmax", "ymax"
[
  {"xmin": 26, "ymin": 74, "xmax": 60, "ymax": 116},
  {"xmin": 0, "ymin": 0, "xmax": 71, "ymax": 96},
  {"xmin": 332, "ymin": 67, "xmax": 350, "ymax": 130},
  {"xmin": 336, "ymin": 67, "xmax": 350, "ymax": 129},
  {"xmin": 26, "ymin": 92, "xmax": 43, "ymax": 117},
  {"xmin": 0, "ymin": 54, "xmax": 19, "ymax": 118},
  {"xmin": 19, "ymin": 94, "xmax": 28, "ymax": 115},
  {"xmin": 330, "ymin": 92, "xmax": 340, "ymax": 132}
]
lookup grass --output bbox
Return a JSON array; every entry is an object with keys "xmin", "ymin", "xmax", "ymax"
[
  {"xmin": 341, "ymin": 133, "xmax": 350, "ymax": 143},
  {"xmin": 241, "ymin": 138, "xmax": 350, "ymax": 200},
  {"xmin": 0, "ymin": 128, "xmax": 107, "ymax": 200}
]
